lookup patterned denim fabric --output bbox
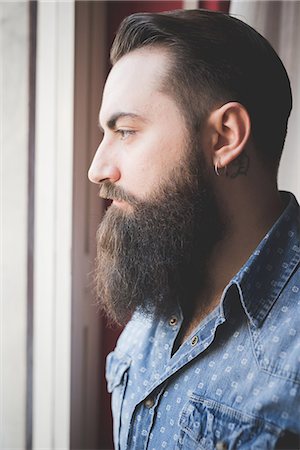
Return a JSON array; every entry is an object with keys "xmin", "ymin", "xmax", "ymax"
[{"xmin": 106, "ymin": 192, "xmax": 300, "ymax": 450}]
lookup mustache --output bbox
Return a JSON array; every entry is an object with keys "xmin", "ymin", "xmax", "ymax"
[{"xmin": 98, "ymin": 181, "xmax": 139, "ymax": 206}]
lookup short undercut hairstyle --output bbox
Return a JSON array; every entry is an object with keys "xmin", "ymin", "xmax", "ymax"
[{"xmin": 111, "ymin": 9, "xmax": 292, "ymax": 171}]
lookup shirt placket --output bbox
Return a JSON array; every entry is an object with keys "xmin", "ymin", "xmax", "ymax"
[{"xmin": 125, "ymin": 309, "xmax": 225, "ymax": 450}]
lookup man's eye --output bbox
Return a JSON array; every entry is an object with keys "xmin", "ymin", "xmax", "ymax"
[{"xmin": 116, "ymin": 129, "xmax": 135, "ymax": 140}]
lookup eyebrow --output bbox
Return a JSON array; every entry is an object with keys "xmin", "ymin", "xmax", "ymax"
[{"xmin": 98, "ymin": 112, "xmax": 146, "ymax": 132}]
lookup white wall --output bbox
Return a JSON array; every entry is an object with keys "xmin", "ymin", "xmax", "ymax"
[
  {"xmin": 1, "ymin": 3, "xmax": 29, "ymax": 448},
  {"xmin": 33, "ymin": 1, "xmax": 74, "ymax": 448}
]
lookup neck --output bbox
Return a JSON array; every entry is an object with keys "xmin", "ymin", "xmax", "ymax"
[
  {"xmin": 205, "ymin": 175, "xmax": 284, "ymax": 300},
  {"xmin": 178, "ymin": 158, "xmax": 285, "ymax": 344}
]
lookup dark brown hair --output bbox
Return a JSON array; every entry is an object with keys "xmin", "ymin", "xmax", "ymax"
[{"xmin": 111, "ymin": 9, "xmax": 292, "ymax": 170}]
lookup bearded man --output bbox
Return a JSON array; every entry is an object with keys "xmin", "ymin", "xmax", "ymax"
[{"xmin": 88, "ymin": 9, "xmax": 300, "ymax": 450}]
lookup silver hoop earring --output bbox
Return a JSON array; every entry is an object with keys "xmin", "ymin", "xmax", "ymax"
[
  {"xmin": 214, "ymin": 161, "xmax": 227, "ymax": 176},
  {"xmin": 214, "ymin": 161, "xmax": 221, "ymax": 176}
]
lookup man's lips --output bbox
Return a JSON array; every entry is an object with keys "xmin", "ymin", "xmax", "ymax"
[
  {"xmin": 100, "ymin": 196, "xmax": 124, "ymax": 204},
  {"xmin": 101, "ymin": 197, "xmax": 127, "ymax": 208},
  {"xmin": 98, "ymin": 183, "xmax": 138, "ymax": 209},
  {"xmin": 112, "ymin": 199, "xmax": 125, "ymax": 207}
]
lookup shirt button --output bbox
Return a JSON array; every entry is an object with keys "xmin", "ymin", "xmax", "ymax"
[
  {"xmin": 144, "ymin": 397, "xmax": 154, "ymax": 408},
  {"xmin": 216, "ymin": 441, "xmax": 228, "ymax": 450},
  {"xmin": 191, "ymin": 335, "xmax": 199, "ymax": 346},
  {"xmin": 169, "ymin": 316, "xmax": 178, "ymax": 326}
]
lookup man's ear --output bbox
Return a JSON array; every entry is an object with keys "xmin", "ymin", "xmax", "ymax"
[{"xmin": 208, "ymin": 102, "xmax": 251, "ymax": 169}]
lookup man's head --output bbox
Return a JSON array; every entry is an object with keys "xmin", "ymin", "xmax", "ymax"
[
  {"xmin": 88, "ymin": 9, "xmax": 292, "ymax": 324},
  {"xmin": 111, "ymin": 9, "xmax": 292, "ymax": 171},
  {"xmin": 90, "ymin": 45, "xmax": 224, "ymax": 324}
]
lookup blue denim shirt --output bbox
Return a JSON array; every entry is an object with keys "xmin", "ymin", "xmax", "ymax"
[{"xmin": 106, "ymin": 192, "xmax": 300, "ymax": 450}]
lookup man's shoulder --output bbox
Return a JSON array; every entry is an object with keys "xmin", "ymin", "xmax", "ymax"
[
  {"xmin": 114, "ymin": 311, "xmax": 155, "ymax": 356},
  {"xmin": 251, "ymin": 264, "xmax": 300, "ymax": 384},
  {"xmin": 105, "ymin": 312, "xmax": 155, "ymax": 393}
]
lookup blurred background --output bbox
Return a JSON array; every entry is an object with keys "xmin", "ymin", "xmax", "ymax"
[{"xmin": 1, "ymin": 1, "xmax": 299, "ymax": 449}]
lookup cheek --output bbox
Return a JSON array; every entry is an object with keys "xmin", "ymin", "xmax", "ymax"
[
  {"xmin": 119, "ymin": 116, "xmax": 186, "ymax": 199},
  {"xmin": 121, "ymin": 156, "xmax": 163, "ymax": 199},
  {"xmin": 125, "ymin": 131, "xmax": 186, "ymax": 197}
]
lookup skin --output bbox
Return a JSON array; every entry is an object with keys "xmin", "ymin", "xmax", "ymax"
[
  {"xmin": 88, "ymin": 47, "xmax": 189, "ymax": 206},
  {"xmin": 88, "ymin": 47, "xmax": 285, "ymax": 344}
]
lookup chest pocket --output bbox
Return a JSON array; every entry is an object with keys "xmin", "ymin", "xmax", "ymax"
[
  {"xmin": 106, "ymin": 351, "xmax": 131, "ymax": 450},
  {"xmin": 177, "ymin": 394, "xmax": 281, "ymax": 450}
]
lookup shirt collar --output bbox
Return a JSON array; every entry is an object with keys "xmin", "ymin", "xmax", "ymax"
[{"xmin": 228, "ymin": 191, "xmax": 300, "ymax": 328}]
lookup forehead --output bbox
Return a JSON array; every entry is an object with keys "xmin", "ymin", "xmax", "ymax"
[{"xmin": 100, "ymin": 48, "xmax": 172, "ymax": 123}]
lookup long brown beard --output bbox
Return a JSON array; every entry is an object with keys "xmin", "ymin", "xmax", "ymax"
[{"xmin": 93, "ymin": 147, "xmax": 223, "ymax": 326}]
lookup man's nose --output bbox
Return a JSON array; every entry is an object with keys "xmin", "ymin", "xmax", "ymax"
[{"xmin": 88, "ymin": 143, "xmax": 121, "ymax": 184}]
